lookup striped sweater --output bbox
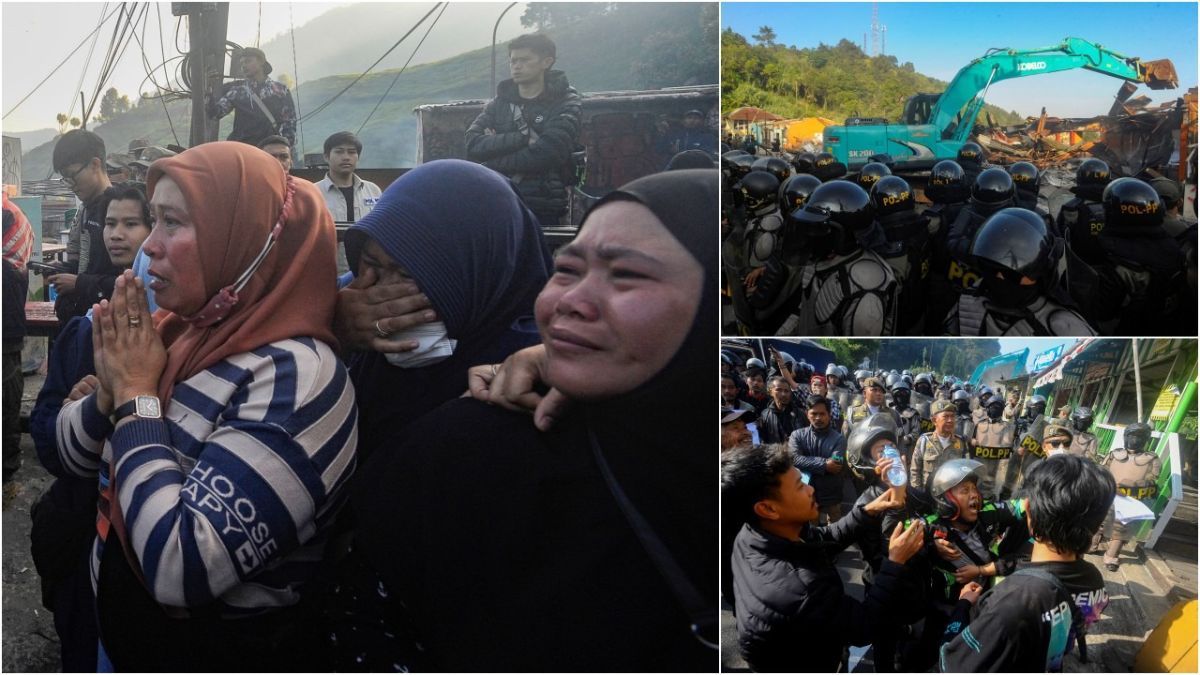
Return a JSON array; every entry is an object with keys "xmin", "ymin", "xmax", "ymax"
[{"xmin": 56, "ymin": 337, "xmax": 358, "ymax": 615}]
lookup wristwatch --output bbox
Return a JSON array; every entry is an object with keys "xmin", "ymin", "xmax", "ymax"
[{"xmin": 112, "ymin": 395, "xmax": 163, "ymax": 424}]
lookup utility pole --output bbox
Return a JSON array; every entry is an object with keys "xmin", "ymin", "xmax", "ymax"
[{"xmin": 176, "ymin": 3, "xmax": 228, "ymax": 147}]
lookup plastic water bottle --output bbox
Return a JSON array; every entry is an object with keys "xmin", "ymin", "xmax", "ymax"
[{"xmin": 882, "ymin": 445, "xmax": 907, "ymax": 487}]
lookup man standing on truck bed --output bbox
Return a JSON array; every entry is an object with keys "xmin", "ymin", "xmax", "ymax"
[{"xmin": 466, "ymin": 34, "xmax": 582, "ymax": 229}]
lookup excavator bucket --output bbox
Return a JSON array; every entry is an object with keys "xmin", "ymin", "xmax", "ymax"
[{"xmin": 1141, "ymin": 59, "xmax": 1179, "ymax": 89}]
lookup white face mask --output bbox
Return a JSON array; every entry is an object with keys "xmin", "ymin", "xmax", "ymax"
[{"xmin": 383, "ymin": 321, "xmax": 458, "ymax": 368}]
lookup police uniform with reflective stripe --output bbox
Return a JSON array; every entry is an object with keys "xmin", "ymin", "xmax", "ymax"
[
  {"xmin": 775, "ymin": 250, "xmax": 898, "ymax": 336},
  {"xmin": 972, "ymin": 418, "xmax": 1016, "ymax": 499}
]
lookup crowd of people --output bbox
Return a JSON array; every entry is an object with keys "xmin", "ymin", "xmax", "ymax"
[
  {"xmin": 3, "ymin": 31, "xmax": 721, "ymax": 672},
  {"xmin": 722, "ymin": 143, "xmax": 1197, "ymax": 336},
  {"xmin": 720, "ymin": 347, "xmax": 1167, "ymax": 671}
]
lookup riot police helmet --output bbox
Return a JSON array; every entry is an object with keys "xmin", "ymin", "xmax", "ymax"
[
  {"xmin": 1071, "ymin": 406, "xmax": 1094, "ymax": 433},
  {"xmin": 886, "ymin": 373, "xmax": 910, "ymax": 392},
  {"xmin": 789, "ymin": 180, "xmax": 874, "ymax": 256},
  {"xmin": 970, "ymin": 207, "xmax": 1060, "ymax": 293},
  {"xmin": 1102, "ymin": 177, "xmax": 1165, "ymax": 229},
  {"xmin": 826, "ymin": 363, "xmax": 840, "ymax": 377},
  {"xmin": 779, "ymin": 173, "xmax": 823, "ymax": 213},
  {"xmin": 740, "ymin": 170, "xmax": 781, "ymax": 212},
  {"xmin": 930, "ymin": 459, "xmax": 986, "ymax": 519},
  {"xmin": 1008, "ymin": 161, "xmax": 1039, "ymax": 188},
  {"xmin": 1075, "ymin": 158, "xmax": 1112, "ymax": 198},
  {"xmin": 1026, "ymin": 394, "xmax": 1047, "ymax": 417},
  {"xmin": 791, "ymin": 180, "xmax": 875, "ymax": 231},
  {"xmin": 855, "ymin": 162, "xmax": 892, "ymax": 192},
  {"xmin": 792, "ymin": 152, "xmax": 817, "ymax": 175},
  {"xmin": 957, "ymin": 142, "xmax": 986, "ymax": 166},
  {"xmin": 815, "ymin": 152, "xmax": 836, "ymax": 168},
  {"xmin": 745, "ymin": 357, "xmax": 767, "ymax": 372},
  {"xmin": 870, "ymin": 175, "xmax": 915, "ymax": 218},
  {"xmin": 927, "ymin": 159, "xmax": 969, "ymax": 204},
  {"xmin": 720, "ymin": 350, "xmax": 735, "ymax": 366},
  {"xmin": 729, "ymin": 154, "xmax": 758, "ymax": 181},
  {"xmin": 868, "ymin": 153, "xmax": 896, "ymax": 169},
  {"xmin": 753, "ymin": 156, "xmax": 793, "ymax": 184},
  {"xmin": 971, "ymin": 167, "xmax": 1016, "ymax": 206},
  {"xmin": 796, "ymin": 360, "xmax": 814, "ymax": 381},
  {"xmin": 855, "ymin": 368, "xmax": 872, "ymax": 383},
  {"xmin": 846, "ymin": 414, "xmax": 899, "ymax": 478},
  {"xmin": 1123, "ymin": 422, "xmax": 1154, "ymax": 451}
]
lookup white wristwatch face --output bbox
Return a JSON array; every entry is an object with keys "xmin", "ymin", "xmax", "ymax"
[{"xmin": 135, "ymin": 395, "xmax": 163, "ymax": 419}]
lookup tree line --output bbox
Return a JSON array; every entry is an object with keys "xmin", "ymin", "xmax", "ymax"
[{"xmin": 722, "ymin": 27, "xmax": 1024, "ymax": 126}]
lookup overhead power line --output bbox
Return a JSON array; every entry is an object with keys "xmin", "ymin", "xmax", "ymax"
[
  {"xmin": 299, "ymin": 2, "xmax": 443, "ymax": 124},
  {"xmin": 2, "ymin": 2, "xmax": 125, "ymax": 120},
  {"xmin": 357, "ymin": 2, "xmax": 448, "ymax": 134}
]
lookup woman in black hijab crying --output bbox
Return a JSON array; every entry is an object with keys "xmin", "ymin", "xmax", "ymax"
[{"xmin": 329, "ymin": 169, "xmax": 719, "ymax": 672}]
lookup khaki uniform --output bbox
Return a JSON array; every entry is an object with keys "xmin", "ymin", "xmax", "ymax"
[
  {"xmin": 972, "ymin": 418, "xmax": 1016, "ymax": 499},
  {"xmin": 1070, "ymin": 431, "xmax": 1100, "ymax": 462},
  {"xmin": 1002, "ymin": 400, "xmax": 1022, "ymax": 422},
  {"xmin": 909, "ymin": 432, "xmax": 968, "ymax": 492},
  {"xmin": 1101, "ymin": 448, "xmax": 1163, "ymax": 562},
  {"xmin": 842, "ymin": 403, "xmax": 901, "ymax": 437}
]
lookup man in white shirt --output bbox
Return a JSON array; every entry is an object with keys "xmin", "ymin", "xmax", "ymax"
[{"xmin": 315, "ymin": 131, "xmax": 382, "ymax": 224}]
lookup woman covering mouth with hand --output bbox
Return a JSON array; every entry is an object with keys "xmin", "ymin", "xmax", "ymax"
[{"xmin": 330, "ymin": 169, "xmax": 719, "ymax": 671}]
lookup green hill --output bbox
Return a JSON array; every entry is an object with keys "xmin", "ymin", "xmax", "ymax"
[
  {"xmin": 721, "ymin": 28, "xmax": 1024, "ymax": 127},
  {"xmin": 21, "ymin": 3, "xmax": 716, "ymax": 179}
]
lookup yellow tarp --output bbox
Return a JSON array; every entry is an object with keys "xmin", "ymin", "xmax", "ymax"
[{"xmin": 781, "ymin": 117, "xmax": 836, "ymax": 151}]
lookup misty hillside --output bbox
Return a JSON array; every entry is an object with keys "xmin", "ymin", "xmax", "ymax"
[
  {"xmin": 254, "ymin": 3, "xmax": 528, "ymax": 87},
  {"xmin": 21, "ymin": 3, "xmax": 717, "ymax": 178}
]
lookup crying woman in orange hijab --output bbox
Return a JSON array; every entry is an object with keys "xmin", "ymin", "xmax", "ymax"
[{"xmin": 53, "ymin": 141, "xmax": 358, "ymax": 671}]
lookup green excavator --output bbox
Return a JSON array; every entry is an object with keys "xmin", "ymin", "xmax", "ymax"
[{"xmin": 822, "ymin": 37, "xmax": 1178, "ymax": 170}]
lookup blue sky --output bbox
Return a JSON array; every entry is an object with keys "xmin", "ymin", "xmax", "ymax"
[{"xmin": 722, "ymin": 2, "xmax": 1197, "ymax": 118}]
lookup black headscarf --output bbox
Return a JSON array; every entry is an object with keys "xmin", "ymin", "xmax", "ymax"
[
  {"xmin": 350, "ymin": 168, "xmax": 719, "ymax": 670},
  {"xmin": 344, "ymin": 159, "xmax": 551, "ymax": 457}
]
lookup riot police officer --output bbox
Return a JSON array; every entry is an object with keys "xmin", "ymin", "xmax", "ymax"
[
  {"xmin": 826, "ymin": 364, "xmax": 854, "ymax": 415},
  {"xmin": 752, "ymin": 156, "xmax": 793, "ymax": 186},
  {"xmin": 1007, "ymin": 394, "xmax": 1049, "ymax": 492},
  {"xmin": 871, "ymin": 175, "xmax": 932, "ymax": 334},
  {"xmin": 971, "ymin": 386, "xmax": 994, "ymax": 424},
  {"xmin": 1069, "ymin": 406, "xmax": 1100, "ymax": 462},
  {"xmin": 945, "ymin": 208, "xmax": 1096, "ymax": 336},
  {"xmin": 1057, "ymin": 157, "xmax": 1111, "ymax": 261},
  {"xmin": 952, "ymin": 389, "xmax": 975, "ymax": 447},
  {"xmin": 1093, "ymin": 177, "xmax": 1190, "ymax": 335},
  {"xmin": 853, "ymin": 161, "xmax": 891, "ymax": 194},
  {"xmin": 812, "ymin": 151, "xmax": 848, "ymax": 182},
  {"xmin": 1100, "ymin": 422, "xmax": 1162, "ymax": 571},
  {"xmin": 779, "ymin": 173, "xmax": 822, "ymax": 214},
  {"xmin": 946, "ymin": 168, "xmax": 1017, "ymax": 262},
  {"xmin": 1006, "ymin": 161, "xmax": 1044, "ymax": 213},
  {"xmin": 774, "ymin": 181, "xmax": 898, "ymax": 335},
  {"xmin": 725, "ymin": 170, "xmax": 793, "ymax": 334},
  {"xmin": 972, "ymin": 397, "xmax": 1016, "ymax": 499},
  {"xmin": 886, "ymin": 373, "xmax": 923, "ymax": 456},
  {"xmin": 792, "ymin": 151, "xmax": 817, "ymax": 176},
  {"xmin": 956, "ymin": 142, "xmax": 987, "ymax": 184}
]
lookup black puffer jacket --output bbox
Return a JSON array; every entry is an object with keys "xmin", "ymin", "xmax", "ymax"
[
  {"xmin": 731, "ymin": 509, "xmax": 916, "ymax": 672},
  {"xmin": 465, "ymin": 70, "xmax": 582, "ymax": 220}
]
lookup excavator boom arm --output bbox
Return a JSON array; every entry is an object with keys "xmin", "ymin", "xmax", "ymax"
[{"xmin": 929, "ymin": 37, "xmax": 1178, "ymax": 139}]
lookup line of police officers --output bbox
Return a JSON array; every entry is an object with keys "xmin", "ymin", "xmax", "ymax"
[
  {"xmin": 722, "ymin": 144, "xmax": 1197, "ymax": 336},
  {"xmin": 728, "ymin": 354, "xmax": 1165, "ymax": 569}
]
